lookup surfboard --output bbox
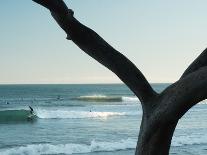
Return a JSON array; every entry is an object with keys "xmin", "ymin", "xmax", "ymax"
[{"xmin": 27, "ymin": 113, "xmax": 36, "ymax": 120}]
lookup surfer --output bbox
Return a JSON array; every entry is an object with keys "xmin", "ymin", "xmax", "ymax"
[
  {"xmin": 29, "ymin": 106, "xmax": 34, "ymax": 115},
  {"xmin": 57, "ymin": 95, "xmax": 61, "ymax": 100}
]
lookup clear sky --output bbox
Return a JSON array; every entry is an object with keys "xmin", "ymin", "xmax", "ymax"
[{"xmin": 0, "ymin": 0, "xmax": 207, "ymax": 84}]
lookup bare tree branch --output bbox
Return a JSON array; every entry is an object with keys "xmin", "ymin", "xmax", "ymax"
[
  {"xmin": 33, "ymin": 0, "xmax": 69, "ymax": 14},
  {"xmin": 33, "ymin": 0, "xmax": 157, "ymax": 103},
  {"xmin": 181, "ymin": 48, "xmax": 207, "ymax": 79},
  {"xmin": 161, "ymin": 66, "xmax": 207, "ymax": 120}
]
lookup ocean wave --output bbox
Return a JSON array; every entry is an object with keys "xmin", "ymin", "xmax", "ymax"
[
  {"xmin": 0, "ymin": 138, "xmax": 136, "ymax": 155},
  {"xmin": 172, "ymin": 134, "xmax": 207, "ymax": 147},
  {"xmin": 122, "ymin": 96, "xmax": 139, "ymax": 102},
  {"xmin": 72, "ymin": 95, "xmax": 139, "ymax": 103},
  {"xmin": 3, "ymin": 134, "xmax": 207, "ymax": 155},
  {"xmin": 36, "ymin": 109, "xmax": 138, "ymax": 119},
  {"xmin": 0, "ymin": 109, "xmax": 37, "ymax": 123},
  {"xmin": 1, "ymin": 134, "xmax": 207, "ymax": 155}
]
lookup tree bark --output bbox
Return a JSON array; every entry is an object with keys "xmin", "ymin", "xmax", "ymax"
[
  {"xmin": 33, "ymin": 1, "xmax": 207, "ymax": 154},
  {"xmin": 136, "ymin": 118, "xmax": 178, "ymax": 155}
]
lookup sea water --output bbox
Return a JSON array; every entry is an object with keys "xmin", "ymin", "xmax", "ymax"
[{"xmin": 0, "ymin": 84, "xmax": 206, "ymax": 155}]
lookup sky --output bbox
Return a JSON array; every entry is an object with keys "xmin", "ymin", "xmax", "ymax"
[{"xmin": 0, "ymin": 0, "xmax": 207, "ymax": 84}]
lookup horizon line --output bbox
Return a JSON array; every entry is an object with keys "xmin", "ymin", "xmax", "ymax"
[{"xmin": 0, "ymin": 82, "xmax": 172, "ymax": 85}]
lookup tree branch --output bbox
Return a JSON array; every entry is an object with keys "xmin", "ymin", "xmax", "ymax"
[
  {"xmin": 33, "ymin": 0, "xmax": 69, "ymax": 14},
  {"xmin": 181, "ymin": 48, "xmax": 207, "ymax": 79},
  {"xmin": 161, "ymin": 66, "xmax": 207, "ymax": 120},
  {"xmin": 33, "ymin": 0, "xmax": 157, "ymax": 103}
]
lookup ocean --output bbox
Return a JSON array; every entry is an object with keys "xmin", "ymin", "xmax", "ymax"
[{"xmin": 0, "ymin": 84, "xmax": 206, "ymax": 155}]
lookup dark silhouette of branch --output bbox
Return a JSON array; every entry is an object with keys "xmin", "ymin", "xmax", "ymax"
[
  {"xmin": 33, "ymin": 0, "xmax": 69, "ymax": 14},
  {"xmin": 156, "ymin": 48, "xmax": 207, "ymax": 120},
  {"xmin": 181, "ymin": 48, "xmax": 207, "ymax": 78},
  {"xmin": 33, "ymin": 0, "xmax": 156, "ymax": 104},
  {"xmin": 161, "ymin": 66, "xmax": 207, "ymax": 120}
]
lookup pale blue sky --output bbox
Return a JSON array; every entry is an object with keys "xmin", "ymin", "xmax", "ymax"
[{"xmin": 0, "ymin": 0, "xmax": 207, "ymax": 84}]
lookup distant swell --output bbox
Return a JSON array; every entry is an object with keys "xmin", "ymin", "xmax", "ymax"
[
  {"xmin": 36, "ymin": 109, "xmax": 138, "ymax": 119},
  {"xmin": 0, "ymin": 110, "xmax": 36, "ymax": 123},
  {"xmin": 0, "ymin": 138, "xmax": 136, "ymax": 155},
  {"xmin": 72, "ymin": 95, "xmax": 139, "ymax": 102}
]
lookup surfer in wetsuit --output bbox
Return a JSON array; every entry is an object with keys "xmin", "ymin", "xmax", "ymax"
[{"xmin": 29, "ymin": 106, "xmax": 34, "ymax": 115}]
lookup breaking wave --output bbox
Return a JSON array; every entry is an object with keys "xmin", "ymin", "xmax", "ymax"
[
  {"xmin": 36, "ymin": 109, "xmax": 138, "ymax": 119},
  {"xmin": 2, "ymin": 133, "xmax": 207, "ymax": 155},
  {"xmin": 0, "ymin": 138, "xmax": 136, "ymax": 155},
  {"xmin": 72, "ymin": 95, "xmax": 139, "ymax": 102},
  {"xmin": 0, "ymin": 109, "xmax": 37, "ymax": 123},
  {"xmin": 122, "ymin": 96, "xmax": 139, "ymax": 102}
]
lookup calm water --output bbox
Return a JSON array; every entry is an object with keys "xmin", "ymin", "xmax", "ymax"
[{"xmin": 0, "ymin": 84, "xmax": 206, "ymax": 155}]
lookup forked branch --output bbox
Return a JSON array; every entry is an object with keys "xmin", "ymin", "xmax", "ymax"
[
  {"xmin": 161, "ymin": 66, "xmax": 207, "ymax": 120},
  {"xmin": 159, "ymin": 48, "xmax": 207, "ymax": 119}
]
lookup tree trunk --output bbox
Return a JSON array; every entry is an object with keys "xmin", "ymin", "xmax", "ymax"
[{"xmin": 136, "ymin": 114, "xmax": 178, "ymax": 155}]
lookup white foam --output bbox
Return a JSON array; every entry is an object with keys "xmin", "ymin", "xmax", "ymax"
[
  {"xmin": 2, "ymin": 134, "xmax": 207, "ymax": 155},
  {"xmin": 0, "ymin": 138, "xmax": 136, "ymax": 155},
  {"xmin": 122, "ymin": 96, "xmax": 139, "ymax": 102},
  {"xmin": 79, "ymin": 95, "xmax": 107, "ymax": 98},
  {"xmin": 36, "ymin": 109, "xmax": 129, "ymax": 119},
  {"xmin": 198, "ymin": 100, "xmax": 207, "ymax": 104},
  {"xmin": 90, "ymin": 138, "xmax": 136, "ymax": 152}
]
